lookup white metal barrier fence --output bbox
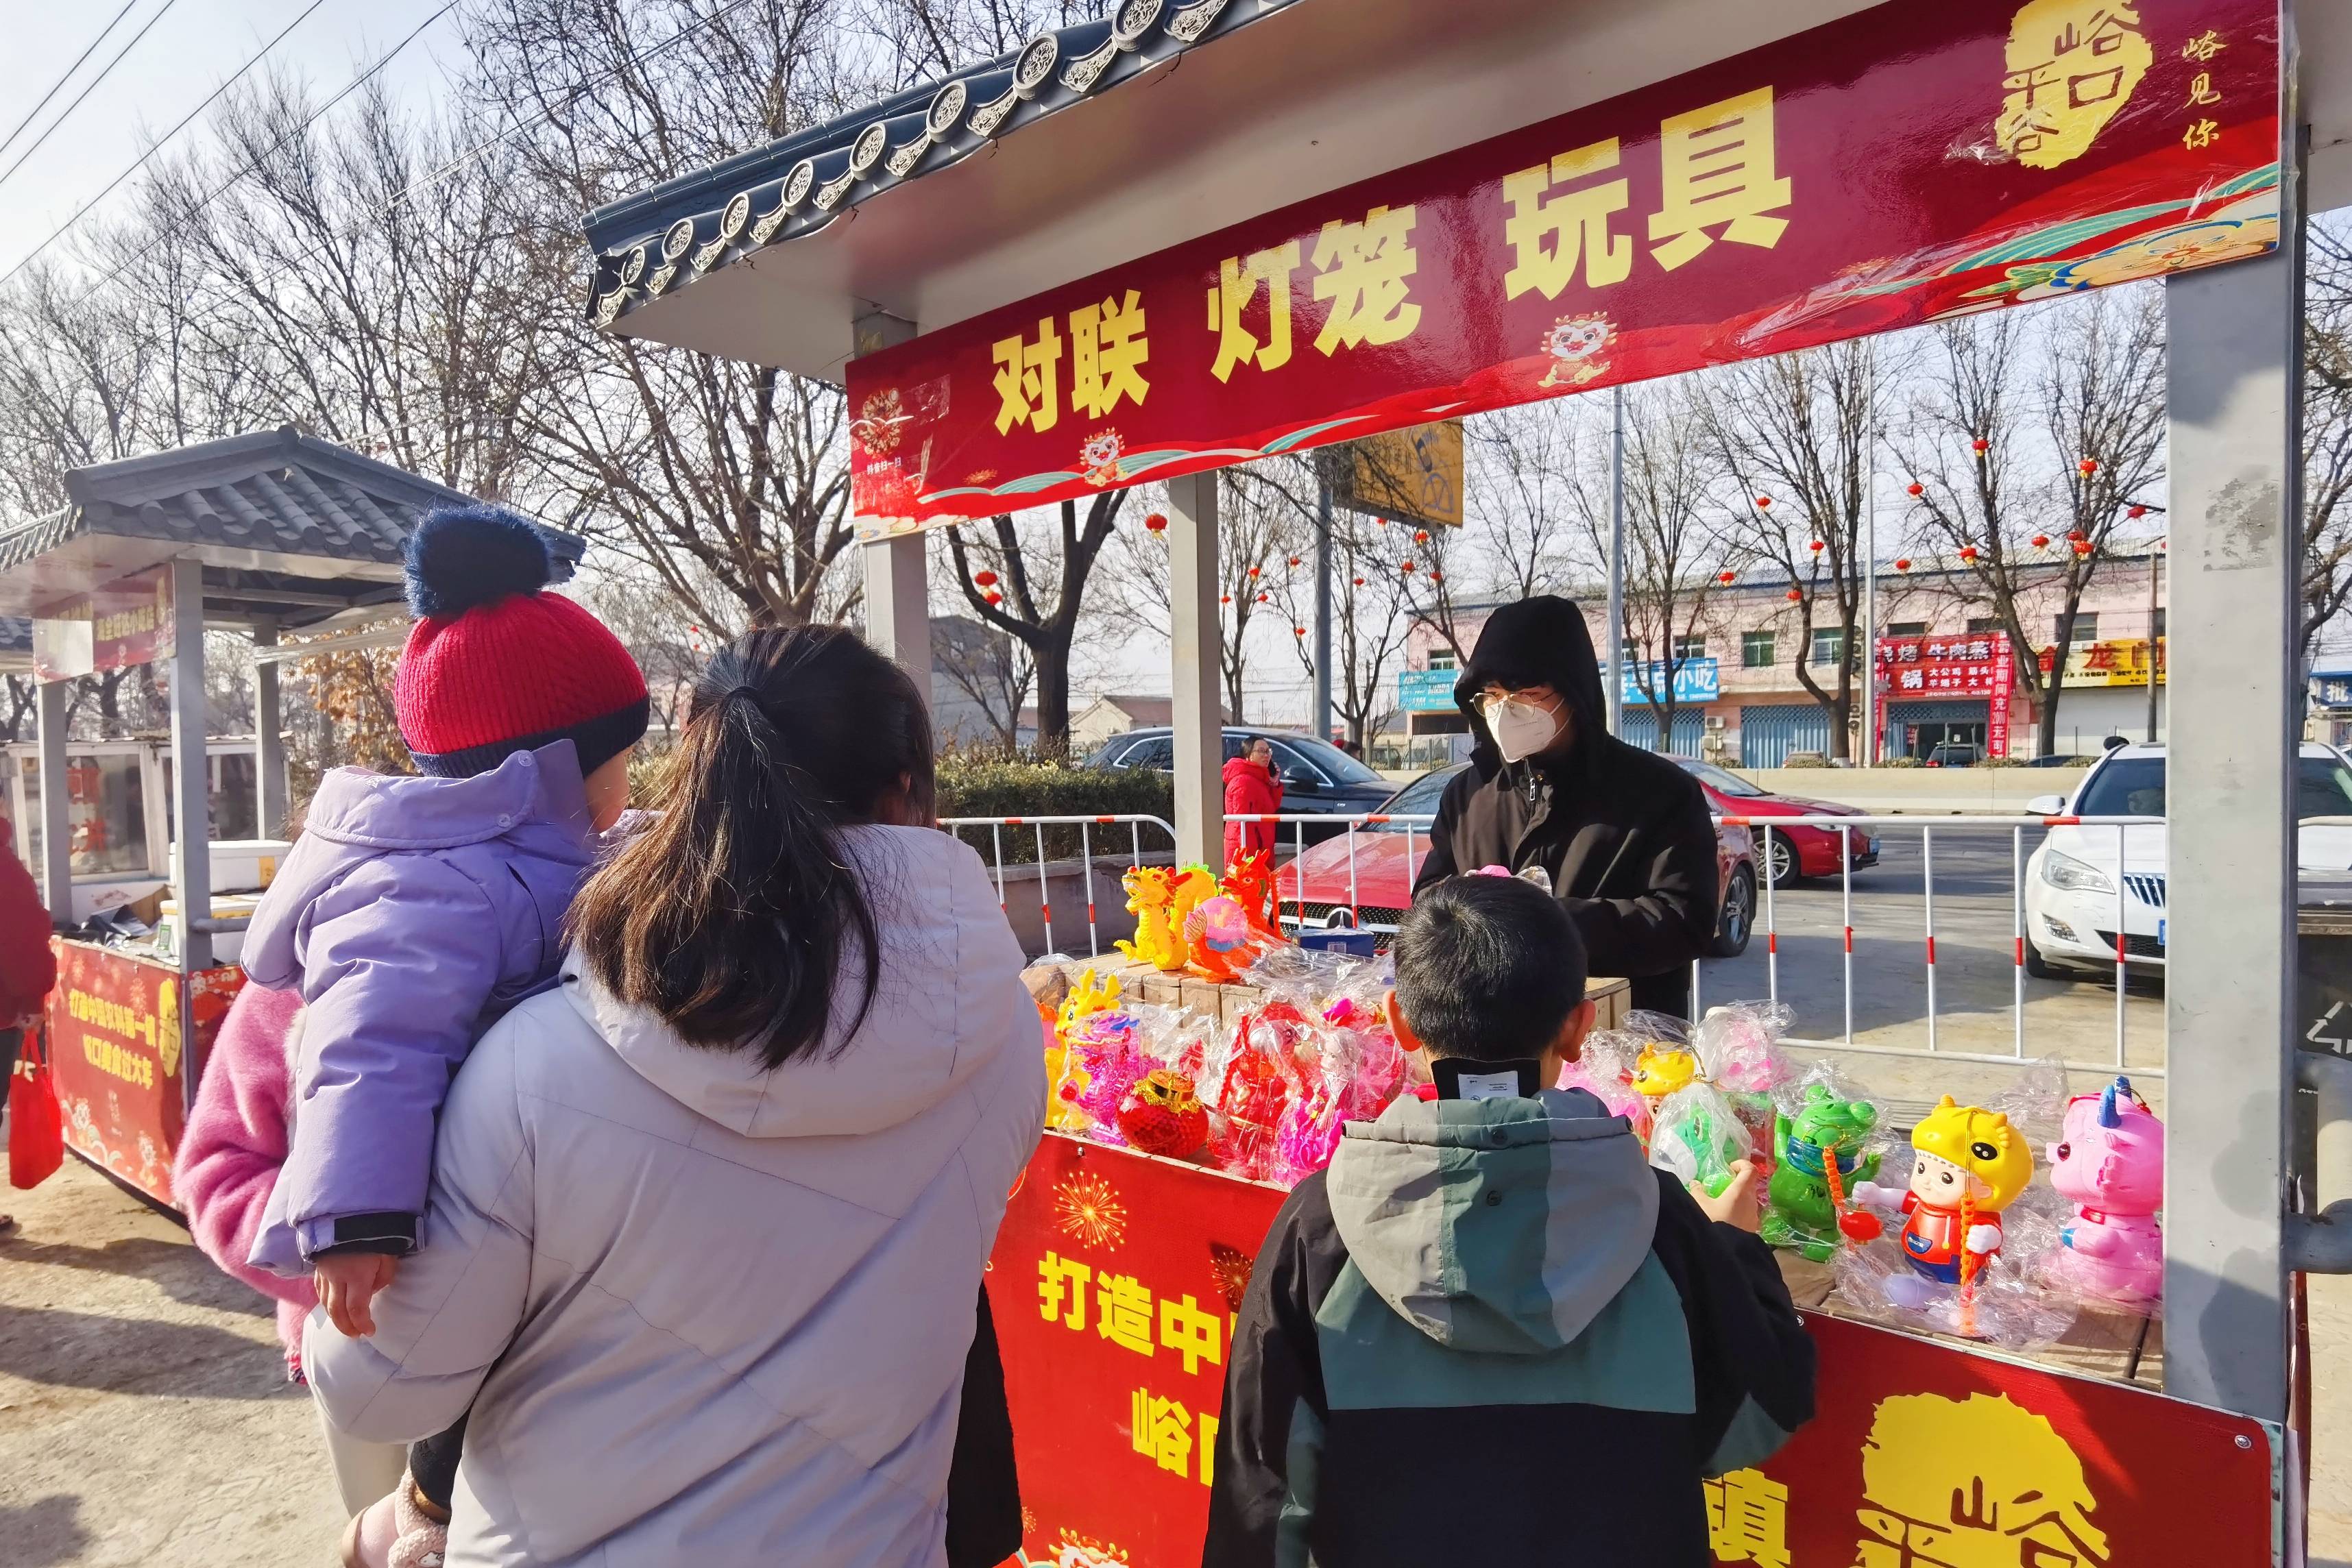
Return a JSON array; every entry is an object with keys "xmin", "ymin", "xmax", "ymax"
[{"xmin": 943, "ymin": 809, "xmax": 2165, "ymax": 1075}]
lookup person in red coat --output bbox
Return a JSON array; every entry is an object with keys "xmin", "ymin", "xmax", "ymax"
[
  {"xmin": 0, "ymin": 817, "xmax": 60, "ymax": 1232},
  {"xmin": 1223, "ymin": 737, "xmax": 1284, "ymax": 866}
]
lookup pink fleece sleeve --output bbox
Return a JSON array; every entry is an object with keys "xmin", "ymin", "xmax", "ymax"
[{"xmin": 173, "ymin": 984, "xmax": 318, "ymax": 1313}]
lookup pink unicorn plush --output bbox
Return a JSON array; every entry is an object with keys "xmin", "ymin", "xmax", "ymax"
[{"xmin": 2046, "ymin": 1076, "xmax": 2165, "ymax": 1310}]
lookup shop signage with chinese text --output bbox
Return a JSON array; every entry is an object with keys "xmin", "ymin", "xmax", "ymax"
[
  {"xmin": 1876, "ymin": 635, "xmax": 2015, "ymax": 757},
  {"xmin": 849, "ymin": 0, "xmax": 2279, "ymax": 535},
  {"xmin": 2041, "ymin": 636, "xmax": 2167, "ymax": 687},
  {"xmin": 1625, "ymin": 657, "xmax": 1721, "ymax": 705},
  {"xmin": 1396, "ymin": 667, "xmax": 1459, "ymax": 713},
  {"xmin": 1333, "ymin": 421, "xmax": 1464, "ymax": 530},
  {"xmin": 33, "ymin": 566, "xmax": 174, "ymax": 683}
]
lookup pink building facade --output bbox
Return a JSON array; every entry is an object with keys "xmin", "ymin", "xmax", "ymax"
[{"xmin": 1399, "ymin": 547, "xmax": 2167, "ymax": 765}]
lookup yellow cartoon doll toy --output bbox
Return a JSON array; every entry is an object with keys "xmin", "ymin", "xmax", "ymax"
[{"xmin": 1850, "ymin": 1096, "xmax": 2034, "ymax": 1287}]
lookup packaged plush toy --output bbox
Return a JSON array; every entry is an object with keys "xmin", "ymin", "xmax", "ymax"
[
  {"xmin": 1850, "ymin": 1095, "xmax": 2035, "ymax": 1286},
  {"xmin": 1761, "ymin": 1068, "xmax": 1884, "ymax": 1262},
  {"xmin": 2041, "ymin": 1075, "xmax": 2164, "ymax": 1312},
  {"xmin": 1647, "ymin": 1080, "xmax": 1752, "ymax": 1200}
]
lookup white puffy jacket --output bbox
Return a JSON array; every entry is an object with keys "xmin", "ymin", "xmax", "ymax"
[{"xmin": 306, "ymin": 826, "xmax": 1047, "ymax": 1567}]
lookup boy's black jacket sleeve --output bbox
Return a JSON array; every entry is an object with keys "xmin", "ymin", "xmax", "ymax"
[
  {"xmin": 1203, "ymin": 1173, "xmax": 1344, "ymax": 1568},
  {"xmin": 1646, "ymin": 1171, "xmax": 1818, "ymax": 1473}
]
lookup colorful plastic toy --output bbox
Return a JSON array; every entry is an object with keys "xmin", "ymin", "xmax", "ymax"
[
  {"xmin": 1047, "ymin": 968, "xmax": 1122, "ymax": 1129},
  {"xmin": 1762, "ymin": 1083, "xmax": 1882, "ymax": 1261},
  {"xmin": 1649, "ymin": 1081, "xmax": 1750, "ymax": 1199},
  {"xmin": 1114, "ymin": 867, "xmax": 1186, "ymax": 970},
  {"xmin": 1853, "ymin": 1097, "xmax": 2035, "ymax": 1285},
  {"xmin": 2046, "ymin": 1076, "xmax": 2164, "ymax": 1308},
  {"xmin": 1220, "ymin": 850, "xmax": 1287, "ymax": 944},
  {"xmin": 1629, "ymin": 1042, "xmax": 1699, "ymax": 1103},
  {"xmin": 1187, "ymin": 894, "xmax": 1271, "ymax": 983},
  {"xmin": 1117, "ymin": 1068, "xmax": 1210, "ymax": 1157}
]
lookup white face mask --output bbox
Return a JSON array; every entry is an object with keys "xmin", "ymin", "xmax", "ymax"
[{"xmin": 1483, "ymin": 694, "xmax": 1564, "ymax": 764}]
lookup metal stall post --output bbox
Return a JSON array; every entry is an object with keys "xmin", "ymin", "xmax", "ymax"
[
  {"xmin": 252, "ymin": 619, "xmax": 290, "ymax": 839},
  {"xmin": 1315, "ymin": 465, "xmax": 1334, "ymax": 745},
  {"xmin": 168, "ymin": 556, "xmax": 214, "ymax": 974},
  {"xmin": 1605, "ymin": 385, "xmax": 1626, "ymax": 738},
  {"xmin": 1167, "ymin": 469, "xmax": 1223, "ymax": 868},
  {"xmin": 36, "ymin": 677, "xmax": 70, "ymax": 926},
  {"xmin": 2159, "ymin": 104, "xmax": 2303, "ymax": 1420},
  {"xmin": 854, "ymin": 308, "xmax": 933, "ymax": 705}
]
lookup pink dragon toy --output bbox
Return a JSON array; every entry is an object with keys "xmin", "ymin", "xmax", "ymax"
[{"xmin": 2046, "ymin": 1075, "xmax": 2165, "ymax": 1310}]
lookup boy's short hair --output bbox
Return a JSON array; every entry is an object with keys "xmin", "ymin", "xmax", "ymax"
[{"xmin": 1392, "ymin": 875, "xmax": 1589, "ymax": 1062}]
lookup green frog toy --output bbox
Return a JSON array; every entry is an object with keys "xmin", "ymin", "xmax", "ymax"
[{"xmin": 1763, "ymin": 1083, "xmax": 1882, "ymax": 1262}]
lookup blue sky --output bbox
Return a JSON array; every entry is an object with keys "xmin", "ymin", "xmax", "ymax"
[{"xmin": 0, "ymin": 1, "xmax": 467, "ymax": 281}]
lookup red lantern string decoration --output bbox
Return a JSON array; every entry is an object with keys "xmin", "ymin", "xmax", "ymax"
[
  {"xmin": 1959, "ymin": 545, "xmax": 1980, "ymax": 563},
  {"xmin": 1144, "ymin": 513, "xmax": 1167, "ymax": 532},
  {"xmin": 1808, "ymin": 539, "xmax": 1826, "ymax": 553},
  {"xmin": 973, "ymin": 569, "xmax": 998, "ymax": 588},
  {"xmin": 1294, "ymin": 626, "xmax": 1307, "ymax": 637},
  {"xmin": 1972, "ymin": 437, "xmax": 1990, "ymax": 454},
  {"xmin": 2127, "ymin": 504, "xmax": 2148, "ymax": 519},
  {"xmin": 1287, "ymin": 556, "xmax": 1302, "ymax": 567},
  {"xmin": 1247, "ymin": 566, "xmax": 1261, "ymax": 578},
  {"xmin": 1374, "ymin": 517, "xmax": 1390, "ymax": 527},
  {"xmin": 1906, "ymin": 482, "xmax": 1924, "ymax": 497},
  {"xmin": 1718, "ymin": 569, "xmax": 1737, "ymax": 585},
  {"xmin": 984, "ymin": 590, "xmax": 1003, "ymax": 606},
  {"xmin": 1399, "ymin": 560, "xmax": 1417, "ymax": 573},
  {"xmin": 2078, "ymin": 458, "xmax": 2099, "ymax": 475},
  {"xmin": 2067, "ymin": 530, "xmax": 2086, "ymax": 543},
  {"xmin": 1893, "ymin": 557, "xmax": 1913, "ymax": 572},
  {"xmin": 1414, "ymin": 529, "xmax": 1430, "ymax": 543},
  {"xmin": 1257, "ymin": 591, "xmax": 1270, "ymax": 602},
  {"xmin": 1786, "ymin": 588, "xmax": 1803, "ymax": 602},
  {"xmin": 1220, "ymin": 593, "xmax": 1231, "ymax": 604},
  {"xmin": 1429, "ymin": 569, "xmax": 1444, "ymax": 584},
  {"xmin": 1353, "ymin": 576, "xmax": 1366, "ymax": 586},
  {"xmin": 2072, "ymin": 539, "xmax": 2094, "ymax": 557},
  {"xmin": 2031, "ymin": 533, "xmax": 2051, "ymax": 550}
]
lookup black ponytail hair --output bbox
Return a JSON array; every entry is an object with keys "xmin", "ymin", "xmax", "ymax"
[{"xmin": 568, "ymin": 624, "xmax": 936, "ymax": 1068}]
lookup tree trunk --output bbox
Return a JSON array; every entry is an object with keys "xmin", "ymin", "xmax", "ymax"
[{"xmin": 1032, "ymin": 636, "xmax": 1073, "ymax": 755}]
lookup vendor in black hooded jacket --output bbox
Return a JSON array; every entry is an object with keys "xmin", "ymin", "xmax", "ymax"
[{"xmin": 1411, "ymin": 595, "xmax": 1719, "ymax": 1017}]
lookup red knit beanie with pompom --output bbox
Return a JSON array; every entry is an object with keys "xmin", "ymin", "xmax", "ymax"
[{"xmin": 393, "ymin": 506, "xmax": 648, "ymax": 779}]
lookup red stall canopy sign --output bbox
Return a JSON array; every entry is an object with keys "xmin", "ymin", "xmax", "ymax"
[
  {"xmin": 33, "ymin": 565, "xmax": 174, "ymax": 683},
  {"xmin": 850, "ymin": 0, "xmax": 2279, "ymax": 536}
]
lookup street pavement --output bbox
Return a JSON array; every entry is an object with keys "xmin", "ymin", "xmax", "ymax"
[{"xmin": 1695, "ymin": 823, "xmax": 2167, "ymax": 1115}]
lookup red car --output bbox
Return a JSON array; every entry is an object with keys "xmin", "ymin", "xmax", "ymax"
[
  {"xmin": 1272, "ymin": 763, "xmax": 1760, "ymax": 957},
  {"xmin": 1666, "ymin": 756, "xmax": 1879, "ymax": 888}
]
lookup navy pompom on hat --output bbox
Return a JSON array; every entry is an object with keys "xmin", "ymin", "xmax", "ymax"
[{"xmin": 393, "ymin": 505, "xmax": 648, "ymax": 779}]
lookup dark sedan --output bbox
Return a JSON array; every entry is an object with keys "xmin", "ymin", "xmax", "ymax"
[{"xmin": 1083, "ymin": 726, "xmax": 1398, "ymax": 838}]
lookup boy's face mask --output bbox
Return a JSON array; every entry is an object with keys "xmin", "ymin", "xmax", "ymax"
[{"xmin": 1481, "ymin": 690, "xmax": 1566, "ymax": 763}]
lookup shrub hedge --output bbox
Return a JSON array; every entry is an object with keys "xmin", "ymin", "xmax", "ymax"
[{"xmin": 936, "ymin": 751, "xmax": 1175, "ymax": 865}]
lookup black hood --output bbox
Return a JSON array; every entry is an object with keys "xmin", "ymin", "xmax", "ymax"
[{"xmin": 1453, "ymin": 596, "xmax": 1608, "ymax": 772}]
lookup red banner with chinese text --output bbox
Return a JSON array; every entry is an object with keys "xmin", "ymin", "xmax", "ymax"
[
  {"xmin": 32, "ymin": 565, "xmax": 173, "ymax": 683},
  {"xmin": 992, "ymin": 1134, "xmax": 2278, "ymax": 1567},
  {"xmin": 849, "ymin": 0, "xmax": 2277, "ymax": 537},
  {"xmin": 1876, "ymin": 633, "xmax": 2019, "ymax": 759},
  {"xmin": 45, "ymin": 940, "xmax": 243, "ymax": 1207}
]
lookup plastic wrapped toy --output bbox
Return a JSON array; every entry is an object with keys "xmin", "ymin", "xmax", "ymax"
[
  {"xmin": 1556, "ymin": 1028, "xmax": 1652, "ymax": 1143},
  {"xmin": 1629, "ymin": 1042, "xmax": 1699, "ymax": 1103},
  {"xmin": 1851, "ymin": 1096, "xmax": 2035, "ymax": 1286},
  {"xmin": 1692, "ymin": 1001, "xmax": 1794, "ymax": 1098},
  {"xmin": 1220, "ymin": 850, "xmax": 1289, "ymax": 945},
  {"xmin": 1648, "ymin": 1081, "xmax": 1751, "ymax": 1199},
  {"xmin": 1187, "ymin": 894, "xmax": 1278, "ymax": 983},
  {"xmin": 1046, "ymin": 966, "xmax": 1122, "ymax": 1130},
  {"xmin": 1762, "ymin": 1075, "xmax": 1883, "ymax": 1261},
  {"xmin": 1117, "ymin": 1068, "xmax": 1210, "ymax": 1157},
  {"xmin": 2044, "ymin": 1076, "xmax": 2164, "ymax": 1310}
]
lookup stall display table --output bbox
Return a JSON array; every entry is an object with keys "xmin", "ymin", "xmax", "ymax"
[{"xmin": 43, "ymin": 936, "xmax": 245, "ymax": 1208}]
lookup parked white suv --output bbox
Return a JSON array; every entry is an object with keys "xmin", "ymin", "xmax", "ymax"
[{"xmin": 2022, "ymin": 742, "xmax": 2352, "ymax": 978}]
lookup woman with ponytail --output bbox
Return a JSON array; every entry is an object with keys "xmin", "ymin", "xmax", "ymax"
[{"xmin": 304, "ymin": 625, "xmax": 1047, "ymax": 1568}]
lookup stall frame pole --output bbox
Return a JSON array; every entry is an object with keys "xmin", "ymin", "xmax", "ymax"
[
  {"xmin": 168, "ymin": 555, "xmax": 214, "ymax": 975},
  {"xmin": 254, "ymin": 618, "xmax": 289, "ymax": 839},
  {"xmin": 853, "ymin": 309, "xmax": 933, "ymax": 707},
  {"xmin": 36, "ymin": 678, "xmax": 70, "ymax": 927},
  {"xmin": 2159, "ymin": 59, "xmax": 2302, "ymax": 1423},
  {"xmin": 1167, "ymin": 469, "xmax": 1223, "ymax": 868},
  {"xmin": 1605, "ymin": 385, "xmax": 1625, "ymax": 737}
]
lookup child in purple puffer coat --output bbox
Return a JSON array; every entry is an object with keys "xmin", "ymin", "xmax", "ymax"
[{"xmin": 243, "ymin": 504, "xmax": 648, "ymax": 1568}]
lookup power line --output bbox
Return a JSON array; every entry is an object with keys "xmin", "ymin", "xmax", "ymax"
[
  {"xmin": 0, "ymin": 0, "xmax": 189, "ymax": 197},
  {"xmin": 0, "ymin": 0, "xmax": 333, "ymax": 290},
  {"xmin": 0, "ymin": 1, "xmax": 146, "ymax": 166}
]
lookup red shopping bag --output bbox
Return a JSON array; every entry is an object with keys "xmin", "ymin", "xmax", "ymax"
[{"xmin": 9, "ymin": 1025, "xmax": 63, "ymax": 1190}]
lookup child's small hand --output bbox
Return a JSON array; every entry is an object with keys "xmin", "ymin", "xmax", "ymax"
[
  {"xmin": 315, "ymin": 1253, "xmax": 399, "ymax": 1338},
  {"xmin": 1692, "ymin": 1160, "xmax": 1762, "ymax": 1233}
]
